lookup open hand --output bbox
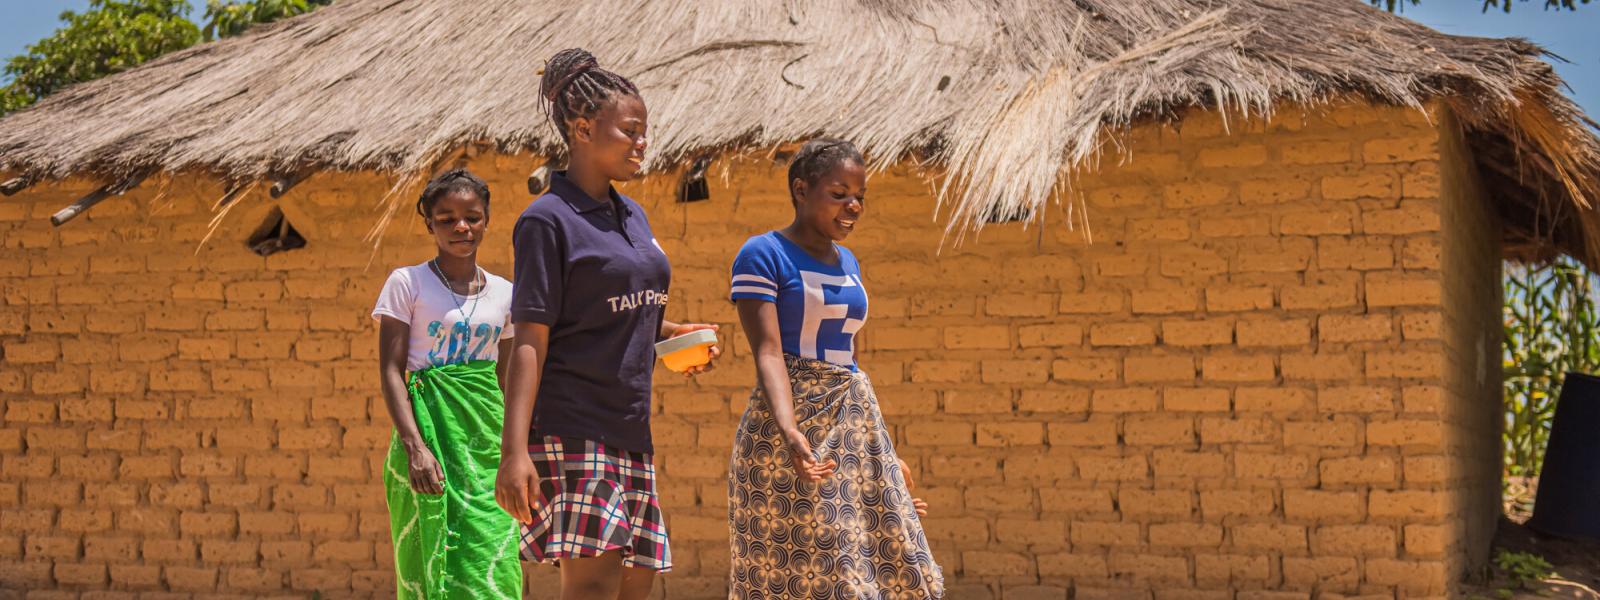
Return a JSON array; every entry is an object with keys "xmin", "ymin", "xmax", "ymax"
[{"xmin": 784, "ymin": 430, "xmax": 837, "ymax": 482}]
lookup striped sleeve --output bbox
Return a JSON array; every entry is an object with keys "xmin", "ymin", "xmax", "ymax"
[{"xmin": 730, "ymin": 238, "xmax": 781, "ymax": 302}]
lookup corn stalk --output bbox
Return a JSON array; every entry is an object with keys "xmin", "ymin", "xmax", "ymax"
[{"xmin": 1502, "ymin": 256, "xmax": 1600, "ymax": 477}]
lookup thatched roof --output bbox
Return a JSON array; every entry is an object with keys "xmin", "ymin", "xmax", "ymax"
[{"xmin": 1, "ymin": 0, "xmax": 1597, "ymax": 261}]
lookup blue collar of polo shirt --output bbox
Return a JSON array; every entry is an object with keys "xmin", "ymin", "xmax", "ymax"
[{"xmin": 549, "ymin": 171, "xmax": 629, "ymax": 215}]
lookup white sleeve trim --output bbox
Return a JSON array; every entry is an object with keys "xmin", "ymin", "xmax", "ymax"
[
  {"xmin": 732, "ymin": 273, "xmax": 777, "ymax": 287},
  {"xmin": 730, "ymin": 286, "xmax": 778, "ymax": 298}
]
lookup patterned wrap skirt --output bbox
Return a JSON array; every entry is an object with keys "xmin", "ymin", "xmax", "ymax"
[
  {"xmin": 519, "ymin": 434, "xmax": 672, "ymax": 571},
  {"xmin": 728, "ymin": 355, "xmax": 945, "ymax": 599},
  {"xmin": 384, "ymin": 360, "xmax": 521, "ymax": 599}
]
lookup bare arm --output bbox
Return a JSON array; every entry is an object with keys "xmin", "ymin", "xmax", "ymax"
[
  {"xmin": 495, "ymin": 338, "xmax": 513, "ymax": 398},
  {"xmin": 736, "ymin": 299, "xmax": 836, "ymax": 482},
  {"xmin": 378, "ymin": 317, "xmax": 444, "ymax": 495},
  {"xmin": 495, "ymin": 322, "xmax": 550, "ymax": 524}
]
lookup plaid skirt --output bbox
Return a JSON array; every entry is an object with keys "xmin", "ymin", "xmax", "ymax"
[{"xmin": 519, "ymin": 434, "xmax": 672, "ymax": 571}]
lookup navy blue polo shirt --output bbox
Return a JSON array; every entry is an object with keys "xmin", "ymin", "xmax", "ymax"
[{"xmin": 511, "ymin": 172, "xmax": 671, "ymax": 454}]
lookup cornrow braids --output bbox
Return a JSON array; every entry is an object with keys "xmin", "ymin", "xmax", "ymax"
[
  {"xmin": 539, "ymin": 48, "xmax": 640, "ymax": 142},
  {"xmin": 787, "ymin": 138, "xmax": 865, "ymax": 198},
  {"xmin": 415, "ymin": 168, "xmax": 491, "ymax": 219}
]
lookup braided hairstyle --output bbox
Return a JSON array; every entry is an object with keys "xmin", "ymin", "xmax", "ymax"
[
  {"xmin": 787, "ymin": 138, "xmax": 865, "ymax": 202},
  {"xmin": 539, "ymin": 48, "xmax": 640, "ymax": 142},
  {"xmin": 415, "ymin": 168, "xmax": 490, "ymax": 219}
]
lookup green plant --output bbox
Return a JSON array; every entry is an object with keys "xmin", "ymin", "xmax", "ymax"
[
  {"xmin": 1502, "ymin": 256, "xmax": 1600, "ymax": 478},
  {"xmin": 1494, "ymin": 549, "xmax": 1555, "ymax": 589}
]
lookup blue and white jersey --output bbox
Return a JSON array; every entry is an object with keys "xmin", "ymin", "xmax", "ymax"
[{"xmin": 729, "ymin": 231, "xmax": 868, "ymax": 369}]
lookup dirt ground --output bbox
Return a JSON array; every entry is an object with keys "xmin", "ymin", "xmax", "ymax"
[{"xmin": 1463, "ymin": 479, "xmax": 1600, "ymax": 599}]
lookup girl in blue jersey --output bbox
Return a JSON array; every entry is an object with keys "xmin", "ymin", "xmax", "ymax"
[{"xmin": 726, "ymin": 139, "xmax": 943, "ymax": 599}]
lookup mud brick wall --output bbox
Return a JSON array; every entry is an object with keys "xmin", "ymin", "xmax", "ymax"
[{"xmin": 0, "ymin": 101, "xmax": 1499, "ymax": 599}]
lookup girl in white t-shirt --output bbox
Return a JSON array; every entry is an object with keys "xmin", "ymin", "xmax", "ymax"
[{"xmin": 370, "ymin": 169, "xmax": 520, "ymax": 599}]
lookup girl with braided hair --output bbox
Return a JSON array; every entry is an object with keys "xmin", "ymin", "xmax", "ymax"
[
  {"xmin": 495, "ymin": 48, "xmax": 720, "ymax": 600},
  {"xmin": 726, "ymin": 139, "xmax": 945, "ymax": 598},
  {"xmin": 372, "ymin": 168, "xmax": 522, "ymax": 598}
]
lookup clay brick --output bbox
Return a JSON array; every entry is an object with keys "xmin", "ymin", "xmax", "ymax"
[
  {"xmin": 1364, "ymin": 559, "xmax": 1447, "ymax": 595},
  {"xmin": 1194, "ymin": 554, "xmax": 1269, "ymax": 584},
  {"xmin": 909, "ymin": 360, "xmax": 977, "ymax": 383},
  {"xmin": 1198, "ymin": 144, "xmax": 1267, "ymax": 168},
  {"xmin": 1152, "ymin": 450, "xmax": 1228, "ymax": 479},
  {"xmin": 1125, "ymin": 416, "xmax": 1195, "ymax": 446},
  {"xmin": 1319, "ymin": 314, "xmax": 1392, "ymax": 343},
  {"xmin": 1316, "ymin": 238, "xmax": 1394, "ymax": 271},
  {"xmin": 1048, "ymin": 419, "xmax": 1118, "ymax": 446},
  {"xmin": 1165, "ymin": 182, "xmax": 1232, "ymax": 208},
  {"xmin": 1366, "ymin": 277, "xmax": 1440, "ymax": 307},
  {"xmin": 1321, "ymin": 172, "xmax": 1396, "ymax": 200},
  {"xmin": 1161, "ymin": 319, "xmax": 1232, "ymax": 346},
  {"xmin": 1368, "ymin": 490, "xmax": 1446, "ymax": 520},
  {"xmin": 1283, "ymin": 490, "xmax": 1364, "ymax": 523},
  {"xmin": 945, "ymin": 391, "xmax": 1012, "ymax": 414},
  {"xmin": 1283, "ymin": 421, "xmax": 1361, "ymax": 447},
  {"xmin": 1363, "ymin": 205, "xmax": 1440, "ymax": 235},
  {"xmin": 1364, "ymin": 351, "xmax": 1440, "ymax": 379},
  {"xmin": 1363, "ymin": 137, "xmax": 1437, "ymax": 163},
  {"xmin": 906, "ymin": 423, "xmax": 974, "ymax": 446},
  {"xmin": 1038, "ymin": 553, "xmax": 1109, "ymax": 578},
  {"xmin": 1124, "ymin": 356, "xmax": 1196, "ymax": 383},
  {"xmin": 1163, "ymin": 388, "xmax": 1230, "ymax": 412},
  {"xmin": 1093, "ymin": 388, "xmax": 1159, "ymax": 413},
  {"xmin": 1205, "ymin": 286, "xmax": 1273, "ymax": 312},
  {"xmin": 1071, "ymin": 522, "xmax": 1142, "ymax": 547},
  {"xmin": 977, "ymin": 422, "xmax": 1045, "ymax": 446},
  {"xmin": 1018, "ymin": 389, "xmax": 1090, "ymax": 413},
  {"xmin": 1403, "ymin": 524, "xmax": 1449, "ymax": 557},
  {"xmin": 1280, "ymin": 283, "xmax": 1357, "ymax": 310},
  {"xmin": 1240, "ymin": 177, "xmax": 1311, "ymax": 204},
  {"xmin": 1365, "ymin": 420, "xmax": 1444, "ymax": 448},
  {"xmin": 1402, "ymin": 455, "xmax": 1450, "ymax": 484},
  {"xmin": 1280, "ymin": 210, "xmax": 1354, "ymax": 235},
  {"xmin": 1235, "ymin": 238, "xmax": 1312, "ymax": 273},
  {"xmin": 1090, "ymin": 323, "xmax": 1156, "ymax": 347},
  {"xmin": 1060, "ymin": 291, "xmax": 1125, "ymax": 314},
  {"xmin": 982, "ymin": 360, "xmax": 1049, "ymax": 383},
  {"xmin": 1281, "ymin": 557, "xmax": 1359, "ymax": 589},
  {"xmin": 1236, "ymin": 319, "xmax": 1310, "ymax": 347},
  {"xmin": 1110, "ymin": 553, "xmax": 1190, "ymax": 583},
  {"xmin": 1281, "ymin": 141, "xmax": 1350, "ymax": 165},
  {"xmin": 1233, "ymin": 388, "xmax": 1309, "ymax": 412},
  {"xmin": 987, "ymin": 293, "xmax": 1056, "ymax": 317},
  {"xmin": 964, "ymin": 550, "xmax": 1035, "ymax": 577},
  {"xmin": 1018, "ymin": 324, "xmax": 1082, "ymax": 348},
  {"xmin": 1149, "ymin": 522, "xmax": 1223, "ymax": 548},
  {"xmin": 1090, "ymin": 186, "xmax": 1158, "ymax": 208},
  {"xmin": 1095, "ymin": 254, "xmax": 1150, "ymax": 277},
  {"xmin": 1311, "ymin": 525, "xmax": 1396, "ymax": 557},
  {"xmin": 1230, "ymin": 523, "xmax": 1307, "ymax": 551},
  {"xmin": 1132, "ymin": 289, "xmax": 1200, "ymax": 314},
  {"xmin": 1053, "ymin": 358, "xmax": 1119, "ymax": 383},
  {"xmin": 1161, "ymin": 249, "xmax": 1229, "ymax": 277},
  {"xmin": 1119, "ymin": 490, "xmax": 1194, "ymax": 517},
  {"xmin": 1131, "ymin": 218, "xmax": 1191, "ymax": 241},
  {"xmin": 1400, "ymin": 312, "xmax": 1441, "ymax": 340},
  {"xmin": 1284, "ymin": 351, "xmax": 1363, "ymax": 383},
  {"xmin": 1319, "ymin": 456, "xmax": 1397, "ymax": 485},
  {"xmin": 1075, "ymin": 456, "xmax": 1149, "ymax": 481},
  {"xmin": 1317, "ymin": 386, "xmax": 1394, "ymax": 413},
  {"xmin": 1202, "ymin": 355, "xmax": 1274, "ymax": 382},
  {"xmin": 876, "ymin": 326, "xmax": 944, "ymax": 350}
]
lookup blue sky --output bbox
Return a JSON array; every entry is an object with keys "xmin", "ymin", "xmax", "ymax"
[{"xmin": 0, "ymin": 1, "xmax": 1596, "ymax": 116}]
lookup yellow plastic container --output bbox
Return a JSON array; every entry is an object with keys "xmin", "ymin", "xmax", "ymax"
[{"xmin": 655, "ymin": 329, "xmax": 718, "ymax": 372}]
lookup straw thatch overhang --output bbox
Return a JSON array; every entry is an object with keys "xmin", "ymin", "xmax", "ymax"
[{"xmin": 0, "ymin": 0, "xmax": 1596, "ymax": 263}]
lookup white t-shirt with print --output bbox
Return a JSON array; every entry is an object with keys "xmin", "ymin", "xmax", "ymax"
[{"xmin": 370, "ymin": 262, "xmax": 515, "ymax": 372}]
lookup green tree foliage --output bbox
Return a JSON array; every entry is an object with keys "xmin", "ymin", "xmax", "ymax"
[
  {"xmin": 0, "ymin": 0, "xmax": 199, "ymax": 114},
  {"xmin": 1374, "ymin": 0, "xmax": 1589, "ymax": 12},
  {"xmin": 0, "ymin": 0, "xmax": 332, "ymax": 116},
  {"xmin": 203, "ymin": 0, "xmax": 332, "ymax": 41}
]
